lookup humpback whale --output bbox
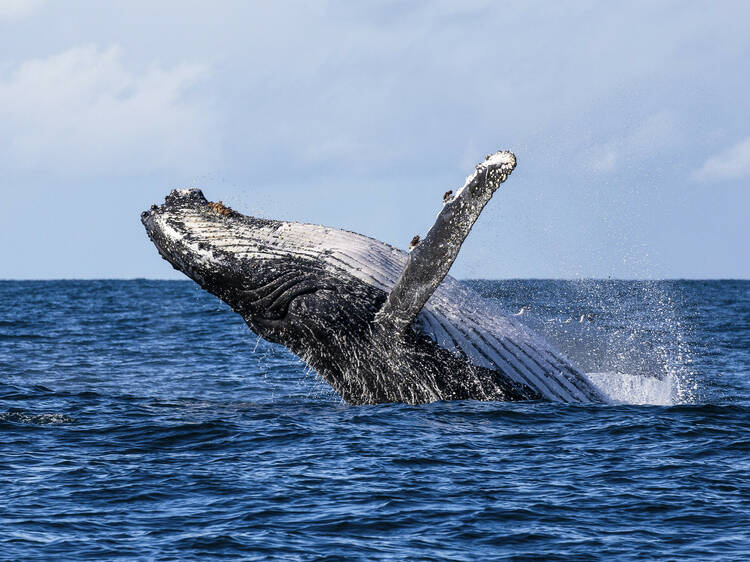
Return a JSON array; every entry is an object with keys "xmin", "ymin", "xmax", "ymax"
[{"xmin": 141, "ymin": 151, "xmax": 606, "ymax": 405}]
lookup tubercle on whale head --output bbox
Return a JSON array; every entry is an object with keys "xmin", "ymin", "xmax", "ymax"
[
  {"xmin": 140, "ymin": 188, "xmax": 234, "ymax": 222},
  {"xmin": 141, "ymin": 188, "xmax": 205, "ymax": 232}
]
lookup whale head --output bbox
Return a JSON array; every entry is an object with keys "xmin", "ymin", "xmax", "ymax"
[{"xmin": 141, "ymin": 189, "xmax": 384, "ymax": 359}]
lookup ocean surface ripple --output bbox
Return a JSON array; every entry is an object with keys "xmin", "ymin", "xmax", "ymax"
[{"xmin": 1, "ymin": 280, "xmax": 748, "ymax": 559}]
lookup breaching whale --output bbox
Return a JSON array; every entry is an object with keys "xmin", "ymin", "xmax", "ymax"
[{"xmin": 141, "ymin": 151, "xmax": 607, "ymax": 404}]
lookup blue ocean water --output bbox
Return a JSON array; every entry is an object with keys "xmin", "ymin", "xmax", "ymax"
[{"xmin": 1, "ymin": 279, "xmax": 748, "ymax": 560}]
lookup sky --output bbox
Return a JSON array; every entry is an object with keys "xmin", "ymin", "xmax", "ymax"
[{"xmin": 1, "ymin": 0, "xmax": 749, "ymax": 279}]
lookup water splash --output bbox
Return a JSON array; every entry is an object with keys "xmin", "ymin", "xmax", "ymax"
[
  {"xmin": 586, "ymin": 372, "xmax": 676, "ymax": 405},
  {"xmin": 550, "ymin": 281, "xmax": 696, "ymax": 405},
  {"xmin": 0, "ymin": 411, "xmax": 75, "ymax": 424},
  {"xmin": 473, "ymin": 279, "xmax": 698, "ymax": 406}
]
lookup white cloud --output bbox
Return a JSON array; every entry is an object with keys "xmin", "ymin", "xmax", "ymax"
[
  {"xmin": 0, "ymin": 0, "xmax": 43, "ymax": 19},
  {"xmin": 692, "ymin": 137, "xmax": 750, "ymax": 181},
  {"xmin": 626, "ymin": 112, "xmax": 678, "ymax": 155},
  {"xmin": 583, "ymin": 112, "xmax": 679, "ymax": 174},
  {"xmin": 0, "ymin": 45, "xmax": 217, "ymax": 177},
  {"xmin": 586, "ymin": 145, "xmax": 618, "ymax": 173}
]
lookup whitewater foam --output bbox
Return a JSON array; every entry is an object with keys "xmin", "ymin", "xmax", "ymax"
[{"xmin": 587, "ymin": 372, "xmax": 676, "ymax": 405}]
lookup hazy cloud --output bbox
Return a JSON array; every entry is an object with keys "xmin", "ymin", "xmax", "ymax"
[
  {"xmin": 586, "ymin": 146, "xmax": 618, "ymax": 173},
  {"xmin": 0, "ymin": 0, "xmax": 43, "ymax": 19},
  {"xmin": 692, "ymin": 137, "xmax": 750, "ymax": 181},
  {"xmin": 584, "ymin": 112, "xmax": 678, "ymax": 174},
  {"xmin": 0, "ymin": 45, "xmax": 217, "ymax": 177}
]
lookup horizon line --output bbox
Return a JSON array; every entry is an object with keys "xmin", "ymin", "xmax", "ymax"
[{"xmin": 2, "ymin": 277, "xmax": 749, "ymax": 282}]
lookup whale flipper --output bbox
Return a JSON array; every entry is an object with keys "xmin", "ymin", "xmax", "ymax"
[{"xmin": 375, "ymin": 150, "xmax": 517, "ymax": 333}]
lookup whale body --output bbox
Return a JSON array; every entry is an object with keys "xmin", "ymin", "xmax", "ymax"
[{"xmin": 141, "ymin": 151, "xmax": 606, "ymax": 404}]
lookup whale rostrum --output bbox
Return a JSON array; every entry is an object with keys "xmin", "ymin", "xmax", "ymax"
[{"xmin": 141, "ymin": 150, "xmax": 607, "ymax": 405}]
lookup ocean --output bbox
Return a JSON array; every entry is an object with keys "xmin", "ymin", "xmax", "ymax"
[{"xmin": 1, "ymin": 279, "xmax": 748, "ymax": 559}]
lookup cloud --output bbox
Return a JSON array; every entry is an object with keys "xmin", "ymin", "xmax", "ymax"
[
  {"xmin": 0, "ymin": 45, "xmax": 217, "ymax": 177},
  {"xmin": 583, "ymin": 112, "xmax": 678, "ymax": 174},
  {"xmin": 692, "ymin": 137, "xmax": 750, "ymax": 181},
  {"xmin": 626, "ymin": 112, "xmax": 679, "ymax": 155},
  {"xmin": 586, "ymin": 145, "xmax": 618, "ymax": 173},
  {"xmin": 0, "ymin": 0, "xmax": 43, "ymax": 20}
]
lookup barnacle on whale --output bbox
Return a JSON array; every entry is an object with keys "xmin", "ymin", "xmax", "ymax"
[{"xmin": 208, "ymin": 200, "xmax": 233, "ymax": 216}]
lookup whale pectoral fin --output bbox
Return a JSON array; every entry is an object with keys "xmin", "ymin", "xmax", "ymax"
[{"xmin": 374, "ymin": 150, "xmax": 517, "ymax": 333}]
